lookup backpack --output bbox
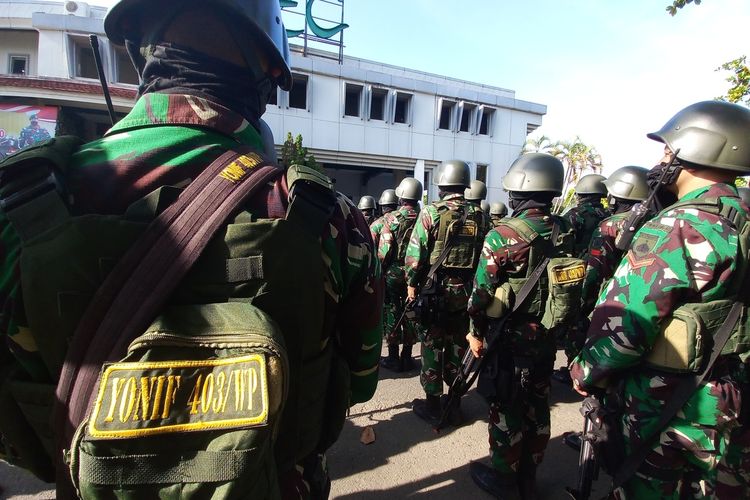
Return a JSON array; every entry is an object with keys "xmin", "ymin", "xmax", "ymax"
[
  {"xmin": 495, "ymin": 216, "xmax": 585, "ymax": 330},
  {"xmin": 428, "ymin": 201, "xmax": 484, "ymax": 273},
  {"xmin": 0, "ymin": 137, "xmax": 342, "ymax": 498}
]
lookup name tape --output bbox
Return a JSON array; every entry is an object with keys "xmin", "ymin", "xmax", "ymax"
[
  {"xmin": 552, "ymin": 264, "xmax": 586, "ymax": 285},
  {"xmin": 88, "ymin": 355, "xmax": 269, "ymax": 439},
  {"xmin": 219, "ymin": 153, "xmax": 263, "ymax": 183}
]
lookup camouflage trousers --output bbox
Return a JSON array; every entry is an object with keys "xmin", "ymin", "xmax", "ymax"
[
  {"xmin": 487, "ymin": 356, "xmax": 554, "ymax": 475},
  {"xmin": 615, "ymin": 386, "xmax": 748, "ymax": 499},
  {"xmin": 383, "ymin": 284, "xmax": 419, "ymax": 347},
  {"xmin": 420, "ymin": 310, "xmax": 468, "ymax": 396}
]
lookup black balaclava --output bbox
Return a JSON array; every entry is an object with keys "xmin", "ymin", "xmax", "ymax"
[
  {"xmin": 125, "ymin": 9, "xmax": 275, "ymax": 128},
  {"xmin": 578, "ymin": 194, "xmax": 604, "ymax": 206},
  {"xmin": 608, "ymin": 195, "xmax": 637, "ymax": 215},
  {"xmin": 646, "ymin": 160, "xmax": 683, "ymax": 212},
  {"xmin": 508, "ymin": 191, "xmax": 555, "ymax": 215}
]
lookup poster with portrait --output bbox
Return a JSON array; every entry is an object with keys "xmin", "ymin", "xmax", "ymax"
[{"xmin": 0, "ymin": 104, "xmax": 58, "ymax": 159}]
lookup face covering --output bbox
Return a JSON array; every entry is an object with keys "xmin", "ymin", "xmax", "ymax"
[
  {"xmin": 508, "ymin": 191, "xmax": 555, "ymax": 214},
  {"xmin": 131, "ymin": 41, "xmax": 274, "ymax": 127},
  {"xmin": 646, "ymin": 160, "xmax": 682, "ymax": 211}
]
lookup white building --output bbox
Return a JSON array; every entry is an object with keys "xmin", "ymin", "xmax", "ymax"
[{"xmin": 0, "ymin": 0, "xmax": 546, "ymax": 203}]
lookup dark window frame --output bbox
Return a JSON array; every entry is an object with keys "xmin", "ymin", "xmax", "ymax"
[
  {"xmin": 369, "ymin": 87, "xmax": 388, "ymax": 121},
  {"xmin": 8, "ymin": 54, "xmax": 29, "ymax": 75},
  {"xmin": 288, "ymin": 73, "xmax": 309, "ymax": 110},
  {"xmin": 344, "ymin": 82, "xmax": 363, "ymax": 117}
]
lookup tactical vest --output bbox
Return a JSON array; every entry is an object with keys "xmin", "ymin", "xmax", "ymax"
[
  {"xmin": 393, "ymin": 208, "xmax": 418, "ymax": 265},
  {"xmin": 428, "ymin": 201, "xmax": 484, "ymax": 274},
  {"xmin": 487, "ymin": 216, "xmax": 584, "ymax": 330},
  {"xmin": 643, "ymin": 195, "xmax": 750, "ymax": 373},
  {"xmin": 0, "ymin": 138, "xmax": 346, "ymax": 496}
]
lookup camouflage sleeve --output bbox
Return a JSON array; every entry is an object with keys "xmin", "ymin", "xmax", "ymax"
[
  {"xmin": 376, "ymin": 214, "xmax": 396, "ymax": 264},
  {"xmin": 369, "ymin": 217, "xmax": 385, "ymax": 250},
  {"xmin": 571, "ymin": 210, "xmax": 738, "ymax": 389},
  {"xmin": 327, "ymin": 195, "xmax": 384, "ymax": 404},
  {"xmin": 467, "ymin": 229, "xmax": 511, "ymax": 338},
  {"xmin": 580, "ymin": 219, "xmax": 620, "ymax": 319},
  {"xmin": 404, "ymin": 206, "xmax": 436, "ymax": 287}
]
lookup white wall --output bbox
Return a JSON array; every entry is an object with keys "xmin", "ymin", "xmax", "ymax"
[{"xmin": 0, "ymin": 29, "xmax": 38, "ymax": 75}]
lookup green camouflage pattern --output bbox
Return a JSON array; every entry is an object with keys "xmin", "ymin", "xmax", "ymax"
[
  {"xmin": 489, "ymin": 214, "xmax": 506, "ymax": 228},
  {"xmin": 564, "ymin": 199, "xmax": 609, "ymax": 258},
  {"xmin": 468, "ymin": 208, "xmax": 565, "ymax": 473},
  {"xmin": 571, "ymin": 183, "xmax": 750, "ymax": 498},
  {"xmin": 580, "ymin": 211, "xmax": 630, "ymax": 320},
  {"xmin": 377, "ymin": 204, "xmax": 420, "ymax": 347},
  {"xmin": 0, "ymin": 93, "xmax": 383, "ymax": 490},
  {"xmin": 404, "ymin": 193, "xmax": 483, "ymax": 395},
  {"xmin": 370, "ymin": 213, "xmax": 389, "ymax": 251}
]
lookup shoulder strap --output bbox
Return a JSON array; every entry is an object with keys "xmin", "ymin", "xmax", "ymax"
[
  {"xmin": 54, "ymin": 147, "xmax": 282, "ymax": 463},
  {"xmin": 499, "ymin": 217, "xmax": 539, "ymax": 244}
]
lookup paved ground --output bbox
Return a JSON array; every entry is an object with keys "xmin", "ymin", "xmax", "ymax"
[{"xmin": 0, "ymin": 349, "xmax": 609, "ymax": 499}]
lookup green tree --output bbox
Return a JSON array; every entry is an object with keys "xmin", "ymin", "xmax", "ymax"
[
  {"xmin": 522, "ymin": 135, "xmax": 555, "ymax": 155},
  {"xmin": 716, "ymin": 56, "xmax": 750, "ymax": 105},
  {"xmin": 666, "ymin": 0, "xmax": 701, "ymax": 16},
  {"xmin": 279, "ymin": 132, "xmax": 324, "ymax": 173},
  {"xmin": 736, "ymin": 177, "xmax": 749, "ymax": 188},
  {"xmin": 550, "ymin": 137, "xmax": 603, "ymax": 213}
]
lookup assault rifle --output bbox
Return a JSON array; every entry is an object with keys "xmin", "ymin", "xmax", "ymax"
[
  {"xmin": 566, "ymin": 396, "xmax": 603, "ymax": 500},
  {"xmin": 614, "ymin": 149, "xmax": 681, "ymax": 251}
]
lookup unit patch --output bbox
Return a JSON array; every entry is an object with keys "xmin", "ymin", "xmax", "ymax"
[
  {"xmin": 219, "ymin": 153, "xmax": 263, "ymax": 183},
  {"xmin": 88, "ymin": 355, "xmax": 269, "ymax": 439},
  {"xmin": 459, "ymin": 222, "xmax": 477, "ymax": 237},
  {"xmin": 551, "ymin": 264, "xmax": 586, "ymax": 284}
]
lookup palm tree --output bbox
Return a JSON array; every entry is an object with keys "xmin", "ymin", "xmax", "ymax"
[
  {"xmin": 522, "ymin": 135, "xmax": 555, "ymax": 155},
  {"xmin": 550, "ymin": 137, "xmax": 603, "ymax": 213}
]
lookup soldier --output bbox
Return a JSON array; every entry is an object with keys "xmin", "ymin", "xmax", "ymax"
[
  {"xmin": 467, "ymin": 153, "xmax": 577, "ymax": 500},
  {"xmin": 18, "ymin": 113, "xmax": 51, "ymax": 149},
  {"xmin": 580, "ymin": 166, "xmax": 649, "ymax": 321},
  {"xmin": 370, "ymin": 188, "xmax": 399, "ymax": 248},
  {"xmin": 405, "ymin": 159, "xmax": 485, "ymax": 425},
  {"xmin": 466, "ymin": 179, "xmax": 492, "ymax": 236},
  {"xmin": 489, "ymin": 201, "xmax": 508, "ymax": 226},
  {"xmin": 552, "ymin": 173, "xmax": 610, "ymax": 384},
  {"xmin": 564, "ymin": 174, "xmax": 610, "ymax": 258},
  {"xmin": 358, "ymin": 195, "xmax": 377, "ymax": 225},
  {"xmin": 571, "ymin": 100, "xmax": 750, "ymax": 498},
  {"xmin": 377, "ymin": 177, "xmax": 423, "ymax": 372},
  {"xmin": 0, "ymin": 1, "xmax": 383, "ymax": 498}
]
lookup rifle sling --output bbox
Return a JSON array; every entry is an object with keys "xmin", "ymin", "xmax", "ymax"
[
  {"xmin": 611, "ymin": 299, "xmax": 742, "ymax": 490},
  {"xmin": 54, "ymin": 147, "xmax": 282, "ymax": 464}
]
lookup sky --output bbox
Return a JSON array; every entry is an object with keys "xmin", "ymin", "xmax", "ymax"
[{"xmin": 70, "ymin": 0, "xmax": 750, "ymax": 176}]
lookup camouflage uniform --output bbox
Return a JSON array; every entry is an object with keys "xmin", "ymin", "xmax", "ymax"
[
  {"xmin": 564, "ymin": 199, "xmax": 609, "ymax": 259},
  {"xmin": 370, "ymin": 212, "xmax": 389, "ymax": 250},
  {"xmin": 468, "ymin": 209, "xmax": 570, "ymax": 475},
  {"xmin": 490, "ymin": 214, "xmax": 505, "ymax": 227},
  {"xmin": 571, "ymin": 183, "xmax": 749, "ymax": 499},
  {"xmin": 405, "ymin": 193, "xmax": 482, "ymax": 396},
  {"xmin": 0, "ymin": 93, "xmax": 383, "ymax": 497},
  {"xmin": 18, "ymin": 122, "xmax": 51, "ymax": 149},
  {"xmin": 377, "ymin": 204, "xmax": 420, "ymax": 348},
  {"xmin": 579, "ymin": 211, "xmax": 630, "ymax": 320}
]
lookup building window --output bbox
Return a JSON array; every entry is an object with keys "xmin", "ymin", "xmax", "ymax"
[
  {"xmin": 476, "ymin": 164, "xmax": 488, "ymax": 183},
  {"xmin": 289, "ymin": 73, "xmax": 308, "ymax": 110},
  {"xmin": 8, "ymin": 55, "xmax": 29, "ymax": 75},
  {"xmin": 460, "ymin": 103, "xmax": 476, "ymax": 133},
  {"xmin": 479, "ymin": 108, "xmax": 495, "ymax": 136},
  {"xmin": 113, "ymin": 46, "xmax": 138, "ymax": 85},
  {"xmin": 438, "ymin": 99, "xmax": 456, "ymax": 130},
  {"xmin": 69, "ymin": 35, "xmax": 98, "ymax": 79},
  {"xmin": 370, "ymin": 88, "xmax": 388, "ymax": 121},
  {"xmin": 344, "ymin": 83, "xmax": 362, "ymax": 117},
  {"xmin": 394, "ymin": 92, "xmax": 412, "ymax": 124}
]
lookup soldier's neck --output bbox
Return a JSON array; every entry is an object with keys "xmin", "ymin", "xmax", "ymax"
[{"xmin": 674, "ymin": 168, "xmax": 736, "ymax": 199}]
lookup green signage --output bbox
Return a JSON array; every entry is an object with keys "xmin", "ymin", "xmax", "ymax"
[{"xmin": 282, "ymin": 0, "xmax": 349, "ymax": 40}]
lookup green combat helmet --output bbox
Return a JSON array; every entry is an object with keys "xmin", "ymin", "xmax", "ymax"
[
  {"xmin": 358, "ymin": 195, "xmax": 376, "ymax": 211},
  {"xmin": 574, "ymin": 174, "xmax": 607, "ymax": 196},
  {"xmin": 379, "ymin": 189, "xmax": 399, "ymax": 207},
  {"xmin": 465, "ymin": 180, "xmax": 487, "ymax": 202},
  {"xmin": 105, "ymin": 0, "xmax": 292, "ymax": 91},
  {"xmin": 647, "ymin": 100, "xmax": 750, "ymax": 173},
  {"xmin": 502, "ymin": 153, "xmax": 564, "ymax": 195},
  {"xmin": 435, "ymin": 159, "xmax": 471, "ymax": 188},
  {"xmin": 490, "ymin": 202, "xmax": 508, "ymax": 218},
  {"xmin": 603, "ymin": 166, "xmax": 649, "ymax": 201},
  {"xmin": 395, "ymin": 177, "xmax": 423, "ymax": 202},
  {"xmin": 738, "ymin": 187, "xmax": 750, "ymax": 206}
]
